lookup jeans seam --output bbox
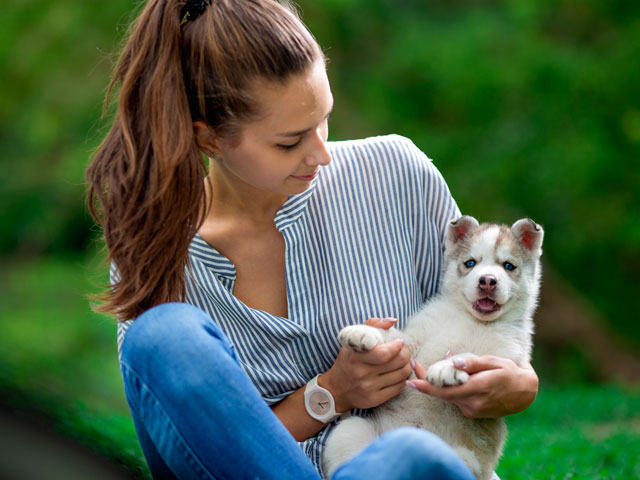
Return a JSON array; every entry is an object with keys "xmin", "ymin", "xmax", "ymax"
[{"xmin": 121, "ymin": 361, "xmax": 217, "ymax": 480}]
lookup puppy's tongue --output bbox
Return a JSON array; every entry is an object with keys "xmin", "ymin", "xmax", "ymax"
[{"xmin": 474, "ymin": 298, "xmax": 499, "ymax": 313}]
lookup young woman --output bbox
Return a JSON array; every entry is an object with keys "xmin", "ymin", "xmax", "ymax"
[{"xmin": 86, "ymin": 1, "xmax": 538, "ymax": 478}]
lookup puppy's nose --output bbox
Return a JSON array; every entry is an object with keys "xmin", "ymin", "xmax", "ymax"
[{"xmin": 479, "ymin": 275, "xmax": 497, "ymax": 292}]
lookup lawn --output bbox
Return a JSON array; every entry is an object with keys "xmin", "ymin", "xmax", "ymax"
[
  {"xmin": 500, "ymin": 385, "xmax": 640, "ymax": 479},
  {"xmin": 1, "ymin": 253, "xmax": 638, "ymax": 479}
]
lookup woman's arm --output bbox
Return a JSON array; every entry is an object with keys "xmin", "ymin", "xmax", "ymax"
[
  {"xmin": 408, "ymin": 357, "xmax": 539, "ymax": 418},
  {"xmin": 271, "ymin": 318, "xmax": 412, "ymax": 441},
  {"xmin": 270, "ymin": 382, "xmax": 328, "ymax": 441}
]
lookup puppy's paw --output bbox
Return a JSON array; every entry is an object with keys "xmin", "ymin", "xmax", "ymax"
[
  {"xmin": 338, "ymin": 325, "xmax": 385, "ymax": 353},
  {"xmin": 426, "ymin": 359, "xmax": 470, "ymax": 387}
]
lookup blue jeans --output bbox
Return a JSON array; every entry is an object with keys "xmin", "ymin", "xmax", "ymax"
[{"xmin": 120, "ymin": 303, "xmax": 475, "ymax": 480}]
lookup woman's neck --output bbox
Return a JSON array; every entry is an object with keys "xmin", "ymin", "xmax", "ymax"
[{"xmin": 202, "ymin": 166, "xmax": 288, "ymax": 227}]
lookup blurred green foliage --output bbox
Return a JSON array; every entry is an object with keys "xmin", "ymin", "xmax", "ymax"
[
  {"xmin": 0, "ymin": 1, "xmax": 126, "ymax": 256},
  {"xmin": 1, "ymin": 0, "xmax": 639, "ymax": 476},
  {"xmin": 1, "ymin": 0, "xmax": 638, "ymax": 352}
]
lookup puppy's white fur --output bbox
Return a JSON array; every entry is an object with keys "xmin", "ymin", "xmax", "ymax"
[{"xmin": 323, "ymin": 216, "xmax": 544, "ymax": 480}]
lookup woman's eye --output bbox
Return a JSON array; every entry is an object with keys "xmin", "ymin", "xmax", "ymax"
[
  {"xmin": 277, "ymin": 141, "xmax": 301, "ymax": 151},
  {"xmin": 464, "ymin": 259, "xmax": 476, "ymax": 269},
  {"xmin": 504, "ymin": 262, "xmax": 516, "ymax": 271}
]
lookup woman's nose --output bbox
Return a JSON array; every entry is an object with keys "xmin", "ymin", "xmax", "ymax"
[{"xmin": 304, "ymin": 129, "xmax": 331, "ymax": 166}]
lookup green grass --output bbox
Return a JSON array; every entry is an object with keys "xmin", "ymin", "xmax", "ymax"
[
  {"xmin": 500, "ymin": 385, "xmax": 640, "ymax": 479},
  {"xmin": 0, "ymin": 254, "xmax": 638, "ymax": 478}
]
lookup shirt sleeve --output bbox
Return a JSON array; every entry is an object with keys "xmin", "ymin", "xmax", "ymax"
[
  {"xmin": 386, "ymin": 135, "xmax": 460, "ymax": 301},
  {"xmin": 110, "ymin": 262, "xmax": 133, "ymax": 360}
]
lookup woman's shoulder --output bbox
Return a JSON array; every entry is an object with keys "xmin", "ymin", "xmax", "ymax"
[
  {"xmin": 328, "ymin": 133, "xmax": 416, "ymax": 147},
  {"xmin": 328, "ymin": 133, "xmax": 423, "ymax": 156},
  {"xmin": 325, "ymin": 134, "xmax": 440, "ymax": 183}
]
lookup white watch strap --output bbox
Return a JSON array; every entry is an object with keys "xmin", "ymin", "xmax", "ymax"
[{"xmin": 304, "ymin": 374, "xmax": 340, "ymax": 423}]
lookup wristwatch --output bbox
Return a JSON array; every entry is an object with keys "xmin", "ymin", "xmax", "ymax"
[{"xmin": 304, "ymin": 374, "xmax": 341, "ymax": 423}]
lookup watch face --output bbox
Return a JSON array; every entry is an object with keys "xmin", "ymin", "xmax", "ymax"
[{"xmin": 309, "ymin": 391, "xmax": 331, "ymax": 416}]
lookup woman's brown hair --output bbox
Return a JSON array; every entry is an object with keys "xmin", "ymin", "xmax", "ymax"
[{"xmin": 86, "ymin": 0, "xmax": 322, "ymax": 320}]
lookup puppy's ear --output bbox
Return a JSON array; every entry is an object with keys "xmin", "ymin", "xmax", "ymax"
[
  {"xmin": 446, "ymin": 216, "xmax": 479, "ymax": 251},
  {"xmin": 512, "ymin": 218, "xmax": 544, "ymax": 256}
]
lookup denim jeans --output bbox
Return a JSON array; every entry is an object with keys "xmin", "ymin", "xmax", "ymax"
[{"xmin": 120, "ymin": 303, "xmax": 475, "ymax": 480}]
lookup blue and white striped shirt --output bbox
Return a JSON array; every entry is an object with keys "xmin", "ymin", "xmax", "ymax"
[{"xmin": 117, "ymin": 134, "xmax": 460, "ymax": 476}]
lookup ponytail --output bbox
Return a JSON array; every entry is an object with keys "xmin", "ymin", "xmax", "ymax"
[{"xmin": 86, "ymin": 0, "xmax": 321, "ymax": 320}]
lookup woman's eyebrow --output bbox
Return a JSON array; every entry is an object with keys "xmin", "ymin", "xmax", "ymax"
[
  {"xmin": 275, "ymin": 104, "xmax": 334, "ymax": 138},
  {"xmin": 276, "ymin": 126, "xmax": 313, "ymax": 138}
]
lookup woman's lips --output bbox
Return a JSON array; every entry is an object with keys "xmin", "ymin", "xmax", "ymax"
[{"xmin": 291, "ymin": 171, "xmax": 318, "ymax": 182}]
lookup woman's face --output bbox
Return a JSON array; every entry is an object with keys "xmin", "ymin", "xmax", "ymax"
[{"xmin": 206, "ymin": 60, "xmax": 334, "ymax": 199}]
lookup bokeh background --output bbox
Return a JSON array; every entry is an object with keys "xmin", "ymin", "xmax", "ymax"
[{"xmin": 1, "ymin": 0, "xmax": 639, "ymax": 478}]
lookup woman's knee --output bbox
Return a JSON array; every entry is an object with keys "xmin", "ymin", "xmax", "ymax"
[
  {"xmin": 380, "ymin": 427, "xmax": 473, "ymax": 477},
  {"xmin": 121, "ymin": 302, "xmax": 234, "ymax": 377}
]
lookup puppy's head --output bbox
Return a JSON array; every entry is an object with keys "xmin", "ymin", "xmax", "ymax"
[{"xmin": 441, "ymin": 216, "xmax": 544, "ymax": 323}]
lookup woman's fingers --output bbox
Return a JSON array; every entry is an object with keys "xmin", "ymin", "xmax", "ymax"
[
  {"xmin": 363, "ymin": 317, "xmax": 398, "ymax": 330},
  {"xmin": 378, "ymin": 357, "xmax": 413, "ymax": 383},
  {"xmin": 360, "ymin": 338, "xmax": 406, "ymax": 365},
  {"xmin": 378, "ymin": 378, "xmax": 410, "ymax": 401},
  {"xmin": 452, "ymin": 355, "xmax": 505, "ymax": 374},
  {"xmin": 411, "ymin": 358, "xmax": 428, "ymax": 379},
  {"xmin": 406, "ymin": 356, "xmax": 539, "ymax": 418}
]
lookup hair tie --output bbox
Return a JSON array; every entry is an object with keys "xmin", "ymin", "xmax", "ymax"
[{"xmin": 181, "ymin": 0, "xmax": 211, "ymax": 24}]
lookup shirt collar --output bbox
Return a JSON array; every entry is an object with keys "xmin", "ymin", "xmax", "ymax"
[
  {"xmin": 189, "ymin": 175, "xmax": 318, "ymax": 279},
  {"xmin": 189, "ymin": 234, "xmax": 236, "ymax": 281},
  {"xmin": 274, "ymin": 174, "xmax": 318, "ymax": 231}
]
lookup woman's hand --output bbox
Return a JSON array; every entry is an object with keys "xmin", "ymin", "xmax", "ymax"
[
  {"xmin": 321, "ymin": 318, "xmax": 413, "ymax": 412},
  {"xmin": 272, "ymin": 317, "xmax": 410, "ymax": 441},
  {"xmin": 408, "ymin": 356, "xmax": 539, "ymax": 418}
]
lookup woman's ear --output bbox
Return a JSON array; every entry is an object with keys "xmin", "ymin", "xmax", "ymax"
[{"xmin": 193, "ymin": 121, "xmax": 219, "ymax": 158}]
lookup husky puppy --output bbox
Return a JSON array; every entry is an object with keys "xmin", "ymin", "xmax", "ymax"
[{"xmin": 323, "ymin": 216, "xmax": 544, "ymax": 480}]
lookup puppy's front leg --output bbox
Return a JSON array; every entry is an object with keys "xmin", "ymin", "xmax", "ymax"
[
  {"xmin": 338, "ymin": 325, "xmax": 402, "ymax": 352},
  {"xmin": 426, "ymin": 353, "xmax": 477, "ymax": 386}
]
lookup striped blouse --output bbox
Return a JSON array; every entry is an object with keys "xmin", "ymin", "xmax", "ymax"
[{"xmin": 117, "ymin": 134, "xmax": 460, "ymax": 477}]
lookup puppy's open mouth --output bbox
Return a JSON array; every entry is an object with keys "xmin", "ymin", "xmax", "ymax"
[{"xmin": 473, "ymin": 297, "xmax": 500, "ymax": 314}]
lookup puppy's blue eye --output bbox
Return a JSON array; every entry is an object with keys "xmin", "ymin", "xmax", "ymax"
[
  {"xmin": 504, "ymin": 262, "xmax": 516, "ymax": 271},
  {"xmin": 464, "ymin": 260, "xmax": 476, "ymax": 268}
]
